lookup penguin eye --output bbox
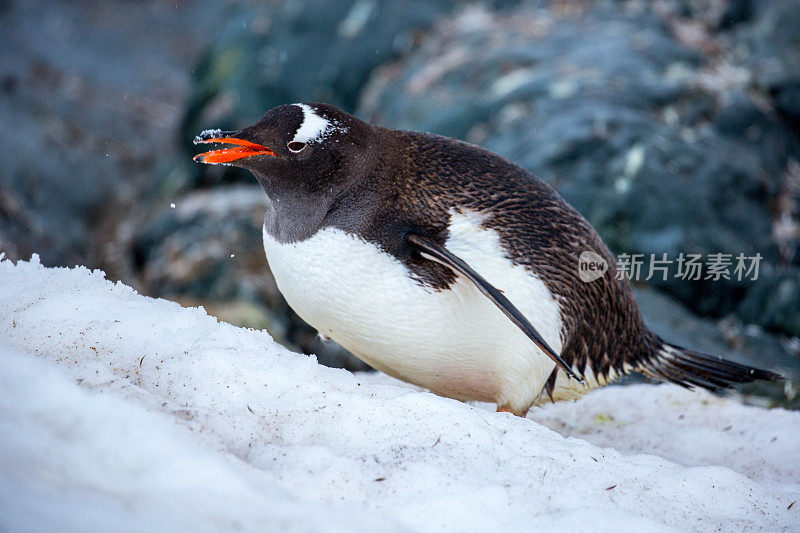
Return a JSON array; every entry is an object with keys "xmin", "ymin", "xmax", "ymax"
[{"xmin": 287, "ymin": 141, "xmax": 306, "ymax": 153}]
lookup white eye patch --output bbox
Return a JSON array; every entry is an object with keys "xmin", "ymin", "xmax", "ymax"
[{"xmin": 291, "ymin": 104, "xmax": 346, "ymax": 144}]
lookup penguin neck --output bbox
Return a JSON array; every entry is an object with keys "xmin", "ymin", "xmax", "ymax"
[{"xmin": 261, "ymin": 188, "xmax": 333, "ymax": 244}]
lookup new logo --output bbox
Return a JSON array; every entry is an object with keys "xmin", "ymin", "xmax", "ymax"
[{"xmin": 578, "ymin": 251, "xmax": 608, "ymax": 282}]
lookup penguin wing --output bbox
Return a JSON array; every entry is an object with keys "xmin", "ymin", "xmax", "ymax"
[{"xmin": 407, "ymin": 234, "xmax": 584, "ymax": 383}]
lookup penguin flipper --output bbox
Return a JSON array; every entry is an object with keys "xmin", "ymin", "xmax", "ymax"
[{"xmin": 407, "ymin": 234, "xmax": 585, "ymax": 383}]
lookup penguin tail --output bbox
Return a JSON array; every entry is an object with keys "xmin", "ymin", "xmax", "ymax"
[{"xmin": 638, "ymin": 339, "xmax": 782, "ymax": 391}]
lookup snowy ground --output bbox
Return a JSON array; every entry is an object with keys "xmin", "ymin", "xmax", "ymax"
[{"xmin": 0, "ymin": 256, "xmax": 797, "ymax": 532}]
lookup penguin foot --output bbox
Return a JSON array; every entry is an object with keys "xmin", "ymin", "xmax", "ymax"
[{"xmin": 497, "ymin": 405, "xmax": 528, "ymax": 418}]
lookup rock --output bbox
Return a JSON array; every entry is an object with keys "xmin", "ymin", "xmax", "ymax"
[
  {"xmin": 719, "ymin": 0, "xmax": 753, "ymax": 29},
  {"xmin": 771, "ymin": 79, "xmax": 800, "ymax": 135},
  {"xmin": 738, "ymin": 267, "xmax": 800, "ymax": 339},
  {"xmin": 0, "ymin": 0, "xmax": 237, "ymax": 267},
  {"xmin": 134, "ymin": 186, "xmax": 270, "ymax": 302}
]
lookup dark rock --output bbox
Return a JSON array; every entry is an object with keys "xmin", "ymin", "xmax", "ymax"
[
  {"xmin": 771, "ymin": 79, "xmax": 800, "ymax": 136},
  {"xmin": 720, "ymin": 0, "xmax": 752, "ymax": 29},
  {"xmin": 0, "ymin": 0, "xmax": 236, "ymax": 268},
  {"xmin": 729, "ymin": 0, "xmax": 800, "ymax": 110},
  {"xmin": 738, "ymin": 268, "xmax": 800, "ymax": 339},
  {"xmin": 134, "ymin": 186, "xmax": 270, "ymax": 303}
]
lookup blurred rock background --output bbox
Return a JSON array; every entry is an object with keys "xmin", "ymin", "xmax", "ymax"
[{"xmin": 1, "ymin": 0, "xmax": 798, "ymax": 404}]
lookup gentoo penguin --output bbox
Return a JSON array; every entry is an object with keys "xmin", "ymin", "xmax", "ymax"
[{"xmin": 194, "ymin": 102, "xmax": 780, "ymax": 417}]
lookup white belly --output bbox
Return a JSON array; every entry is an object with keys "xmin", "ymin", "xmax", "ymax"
[{"xmin": 262, "ymin": 210, "xmax": 564, "ymax": 411}]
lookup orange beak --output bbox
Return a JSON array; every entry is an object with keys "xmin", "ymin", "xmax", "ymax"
[{"xmin": 193, "ymin": 134, "xmax": 277, "ymax": 164}]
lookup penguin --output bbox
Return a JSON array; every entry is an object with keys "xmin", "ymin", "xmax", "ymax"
[{"xmin": 193, "ymin": 102, "xmax": 781, "ymax": 417}]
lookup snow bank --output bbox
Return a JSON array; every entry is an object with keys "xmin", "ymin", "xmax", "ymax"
[{"xmin": 0, "ymin": 256, "xmax": 797, "ymax": 532}]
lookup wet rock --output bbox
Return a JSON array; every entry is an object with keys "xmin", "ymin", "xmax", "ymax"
[
  {"xmin": 771, "ymin": 79, "xmax": 800, "ymax": 135},
  {"xmin": 719, "ymin": 0, "xmax": 752, "ymax": 29},
  {"xmin": 735, "ymin": 0, "xmax": 800, "ymax": 138},
  {"xmin": 738, "ymin": 268, "xmax": 800, "ymax": 339},
  {"xmin": 0, "ymin": 0, "xmax": 236, "ymax": 268},
  {"xmin": 134, "ymin": 186, "xmax": 270, "ymax": 302}
]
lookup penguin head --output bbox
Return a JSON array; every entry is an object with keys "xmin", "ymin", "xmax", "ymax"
[{"xmin": 193, "ymin": 103, "xmax": 370, "ymax": 197}]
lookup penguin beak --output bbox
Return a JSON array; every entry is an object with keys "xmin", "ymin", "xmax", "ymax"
[{"xmin": 193, "ymin": 130, "xmax": 278, "ymax": 164}]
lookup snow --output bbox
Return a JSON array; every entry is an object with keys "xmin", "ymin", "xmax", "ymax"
[
  {"xmin": 194, "ymin": 129, "xmax": 223, "ymax": 143},
  {"xmin": 0, "ymin": 255, "xmax": 798, "ymax": 532}
]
